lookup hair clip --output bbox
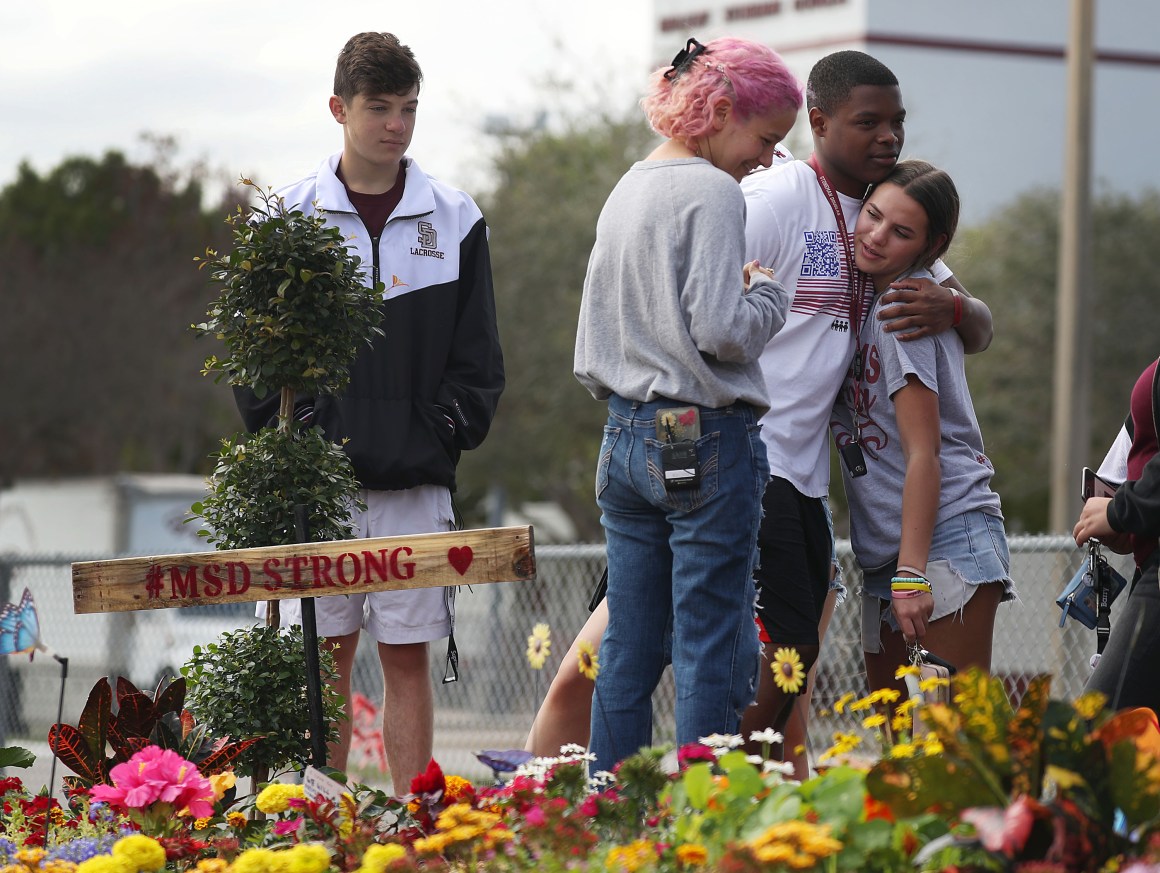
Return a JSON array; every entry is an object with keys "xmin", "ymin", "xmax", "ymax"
[{"xmin": 664, "ymin": 37, "xmax": 709, "ymax": 81}]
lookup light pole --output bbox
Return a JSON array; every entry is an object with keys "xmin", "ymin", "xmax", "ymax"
[{"xmin": 1049, "ymin": 0, "xmax": 1095, "ymax": 534}]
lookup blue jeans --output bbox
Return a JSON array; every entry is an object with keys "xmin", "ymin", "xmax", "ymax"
[{"xmin": 589, "ymin": 395, "xmax": 767, "ymax": 773}]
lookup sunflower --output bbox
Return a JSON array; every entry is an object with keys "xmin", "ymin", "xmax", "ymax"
[
  {"xmin": 577, "ymin": 639, "xmax": 600, "ymax": 680},
  {"xmin": 526, "ymin": 623, "xmax": 551, "ymax": 669},
  {"xmin": 770, "ymin": 647, "xmax": 806, "ymax": 694}
]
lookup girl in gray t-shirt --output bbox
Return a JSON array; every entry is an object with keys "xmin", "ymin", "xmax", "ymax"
[{"xmin": 830, "ymin": 160, "xmax": 1016, "ymax": 707}]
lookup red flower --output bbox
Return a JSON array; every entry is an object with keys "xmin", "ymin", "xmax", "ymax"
[
  {"xmin": 677, "ymin": 743, "xmax": 717, "ymax": 770},
  {"xmin": 409, "ymin": 759, "xmax": 446, "ymax": 797},
  {"xmin": 863, "ymin": 795, "xmax": 895, "ymax": 823},
  {"xmin": 0, "ymin": 777, "xmax": 24, "ymax": 795}
]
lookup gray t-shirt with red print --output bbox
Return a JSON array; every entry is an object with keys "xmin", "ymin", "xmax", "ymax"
[{"xmin": 829, "ymin": 268, "xmax": 1002, "ymax": 571}]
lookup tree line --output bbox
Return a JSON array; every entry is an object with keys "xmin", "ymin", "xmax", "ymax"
[{"xmin": 3, "ymin": 125, "xmax": 1158, "ymax": 536}]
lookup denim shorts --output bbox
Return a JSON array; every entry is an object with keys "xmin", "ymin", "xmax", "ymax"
[{"xmin": 860, "ymin": 509, "xmax": 1017, "ymax": 652}]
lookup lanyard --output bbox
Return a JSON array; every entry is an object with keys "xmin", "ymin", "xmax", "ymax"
[{"xmin": 806, "ymin": 155, "xmax": 873, "ymax": 439}]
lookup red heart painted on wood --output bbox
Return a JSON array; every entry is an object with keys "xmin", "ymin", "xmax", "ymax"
[{"xmin": 448, "ymin": 547, "xmax": 474, "ymax": 576}]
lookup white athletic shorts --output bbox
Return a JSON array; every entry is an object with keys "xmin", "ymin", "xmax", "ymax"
[{"xmin": 257, "ymin": 485, "xmax": 456, "ymax": 644}]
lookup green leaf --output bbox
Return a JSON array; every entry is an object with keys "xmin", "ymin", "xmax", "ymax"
[{"xmin": 0, "ymin": 746, "xmax": 36, "ymax": 769}]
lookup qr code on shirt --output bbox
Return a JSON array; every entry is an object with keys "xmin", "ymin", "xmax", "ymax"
[{"xmin": 800, "ymin": 230, "xmax": 841, "ymax": 278}]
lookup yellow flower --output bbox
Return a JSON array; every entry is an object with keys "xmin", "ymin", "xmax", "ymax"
[
  {"xmin": 112, "ymin": 835, "xmax": 167, "ymax": 873},
  {"xmin": 284, "ymin": 843, "xmax": 332, "ymax": 873},
  {"xmin": 578, "ymin": 639, "xmax": 600, "ymax": 680},
  {"xmin": 868, "ymin": 687, "xmax": 901, "ymax": 704},
  {"xmin": 861, "ymin": 713, "xmax": 887, "ymax": 729},
  {"xmin": 889, "ymin": 742, "xmax": 917, "ymax": 758},
  {"xmin": 208, "ymin": 770, "xmax": 236, "ymax": 801},
  {"xmin": 526, "ymin": 622, "xmax": 551, "ymax": 669},
  {"xmin": 17, "ymin": 851, "xmax": 46, "ymax": 866},
  {"xmin": 753, "ymin": 844, "xmax": 795, "ymax": 863},
  {"xmin": 833, "ymin": 692, "xmax": 855, "ymax": 714},
  {"xmin": 919, "ymin": 676, "xmax": 951, "ymax": 694},
  {"xmin": 232, "ymin": 849, "xmax": 281, "ymax": 873},
  {"xmin": 43, "ymin": 863, "xmax": 79, "ymax": 873},
  {"xmin": 605, "ymin": 839, "xmax": 654, "ymax": 872},
  {"xmin": 923, "ymin": 736, "xmax": 945, "ymax": 756},
  {"xmin": 227, "ymin": 811, "xmax": 248, "ymax": 828},
  {"xmin": 75, "ymin": 858, "xmax": 132, "ymax": 873},
  {"xmin": 255, "ymin": 782, "xmax": 306, "ymax": 814},
  {"xmin": 676, "ymin": 843, "xmax": 708, "ymax": 866},
  {"xmin": 848, "ymin": 695, "xmax": 874, "ymax": 712},
  {"xmin": 357, "ymin": 844, "xmax": 407, "ymax": 873},
  {"xmin": 818, "ymin": 731, "xmax": 863, "ymax": 764},
  {"xmin": 193, "ymin": 817, "xmax": 211, "ymax": 830},
  {"xmin": 444, "ymin": 774, "xmax": 475, "ymax": 804},
  {"xmin": 770, "ymin": 647, "xmax": 805, "ymax": 694},
  {"xmin": 1074, "ymin": 691, "xmax": 1106, "ymax": 720},
  {"xmin": 195, "ymin": 861, "xmax": 230, "ymax": 873},
  {"xmin": 413, "ymin": 833, "xmax": 452, "ymax": 855},
  {"xmin": 891, "ymin": 711, "xmax": 913, "ymax": 734},
  {"xmin": 895, "ymin": 664, "xmax": 921, "ymax": 679}
]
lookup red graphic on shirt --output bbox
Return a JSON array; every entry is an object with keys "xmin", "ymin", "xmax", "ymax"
[{"xmin": 834, "ymin": 342, "xmax": 888, "ymax": 460}]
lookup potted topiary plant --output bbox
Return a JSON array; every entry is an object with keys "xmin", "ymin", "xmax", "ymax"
[
  {"xmin": 183, "ymin": 179, "xmax": 385, "ymax": 786},
  {"xmin": 181, "ymin": 625, "xmax": 344, "ymax": 784},
  {"xmin": 192, "ymin": 178, "xmax": 384, "ymax": 548}
]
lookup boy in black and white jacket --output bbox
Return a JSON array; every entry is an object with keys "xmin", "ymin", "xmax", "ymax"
[{"xmin": 235, "ymin": 31, "xmax": 504, "ymax": 791}]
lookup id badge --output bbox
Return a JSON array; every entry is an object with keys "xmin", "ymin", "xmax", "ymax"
[
  {"xmin": 661, "ymin": 441, "xmax": 700, "ymax": 490},
  {"xmin": 656, "ymin": 407, "xmax": 701, "ymax": 490}
]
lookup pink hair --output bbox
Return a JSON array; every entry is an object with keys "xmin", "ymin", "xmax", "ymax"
[{"xmin": 641, "ymin": 37, "xmax": 802, "ymax": 143}]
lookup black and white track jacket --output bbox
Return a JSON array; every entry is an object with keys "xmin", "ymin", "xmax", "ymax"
[{"xmin": 234, "ymin": 153, "xmax": 504, "ymax": 492}]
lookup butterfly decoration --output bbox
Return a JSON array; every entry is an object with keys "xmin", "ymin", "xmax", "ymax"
[
  {"xmin": 0, "ymin": 588, "xmax": 50, "ymax": 660},
  {"xmin": 475, "ymin": 748, "xmax": 534, "ymax": 780}
]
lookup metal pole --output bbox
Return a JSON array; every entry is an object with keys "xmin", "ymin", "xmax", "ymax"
[
  {"xmin": 1049, "ymin": 0, "xmax": 1095, "ymax": 533},
  {"xmin": 294, "ymin": 505, "xmax": 328, "ymax": 768}
]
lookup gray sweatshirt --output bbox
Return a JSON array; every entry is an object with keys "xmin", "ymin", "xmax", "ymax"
[{"xmin": 574, "ymin": 158, "xmax": 789, "ymax": 416}]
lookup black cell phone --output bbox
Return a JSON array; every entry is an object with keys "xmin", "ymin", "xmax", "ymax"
[
  {"xmin": 1081, "ymin": 466, "xmax": 1117, "ymax": 501},
  {"xmin": 839, "ymin": 441, "xmax": 867, "ymax": 478}
]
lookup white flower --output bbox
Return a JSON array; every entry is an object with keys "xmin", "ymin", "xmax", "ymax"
[
  {"xmin": 588, "ymin": 770, "xmax": 616, "ymax": 789},
  {"xmin": 746, "ymin": 754, "xmax": 764, "ymax": 766},
  {"xmin": 698, "ymin": 733, "xmax": 744, "ymax": 751},
  {"xmin": 762, "ymin": 759, "xmax": 797, "ymax": 777},
  {"xmin": 749, "ymin": 728, "xmax": 784, "ymax": 746}
]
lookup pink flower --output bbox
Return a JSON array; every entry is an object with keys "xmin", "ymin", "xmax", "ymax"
[
  {"xmin": 91, "ymin": 746, "xmax": 215, "ymax": 819},
  {"xmin": 677, "ymin": 743, "xmax": 717, "ymax": 770},
  {"xmin": 273, "ymin": 818, "xmax": 303, "ymax": 836},
  {"xmin": 961, "ymin": 796, "xmax": 1037, "ymax": 858},
  {"xmin": 523, "ymin": 805, "xmax": 547, "ymax": 827}
]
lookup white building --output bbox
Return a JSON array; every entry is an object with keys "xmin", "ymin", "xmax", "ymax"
[{"xmin": 650, "ymin": 0, "xmax": 1160, "ymax": 224}]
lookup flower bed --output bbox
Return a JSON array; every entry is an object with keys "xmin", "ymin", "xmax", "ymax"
[{"xmin": 4, "ymin": 669, "xmax": 1160, "ymax": 872}]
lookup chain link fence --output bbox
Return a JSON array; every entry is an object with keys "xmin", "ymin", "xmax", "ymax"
[{"xmin": 0, "ymin": 537, "xmax": 1128, "ymax": 785}]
